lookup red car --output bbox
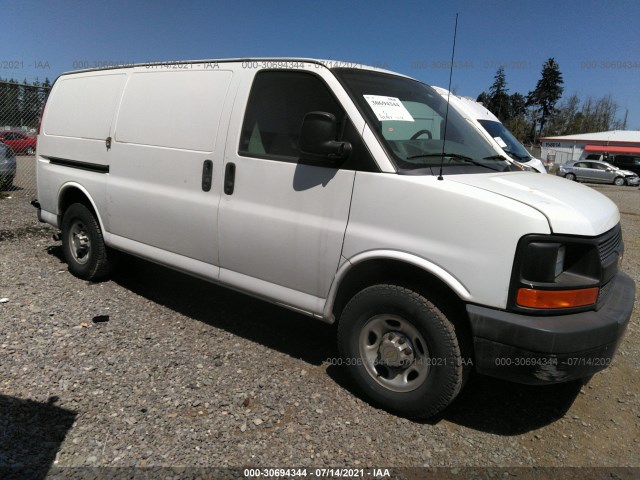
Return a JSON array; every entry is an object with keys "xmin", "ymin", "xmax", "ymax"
[{"xmin": 0, "ymin": 131, "xmax": 37, "ymax": 155}]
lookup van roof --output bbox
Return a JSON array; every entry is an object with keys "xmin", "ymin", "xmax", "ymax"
[
  {"xmin": 61, "ymin": 58, "xmax": 409, "ymax": 78},
  {"xmin": 431, "ymin": 86, "xmax": 500, "ymax": 123}
]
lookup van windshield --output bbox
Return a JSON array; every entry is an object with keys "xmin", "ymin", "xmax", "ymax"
[
  {"xmin": 333, "ymin": 68, "xmax": 512, "ymax": 174},
  {"xmin": 477, "ymin": 119, "xmax": 531, "ymax": 161}
]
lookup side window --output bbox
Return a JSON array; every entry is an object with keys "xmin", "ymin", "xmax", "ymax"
[
  {"xmin": 614, "ymin": 155, "xmax": 637, "ymax": 166},
  {"xmin": 239, "ymin": 71, "xmax": 343, "ymax": 161},
  {"xmin": 574, "ymin": 162, "xmax": 586, "ymax": 168}
]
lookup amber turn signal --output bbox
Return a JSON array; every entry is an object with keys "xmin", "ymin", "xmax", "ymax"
[{"xmin": 516, "ymin": 287, "xmax": 599, "ymax": 309}]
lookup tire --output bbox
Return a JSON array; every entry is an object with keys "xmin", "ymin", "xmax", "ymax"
[
  {"xmin": 26, "ymin": 147, "xmax": 35, "ymax": 156},
  {"xmin": 564, "ymin": 173, "xmax": 576, "ymax": 181},
  {"xmin": 613, "ymin": 177, "xmax": 625, "ymax": 186},
  {"xmin": 0, "ymin": 174, "xmax": 13, "ymax": 191},
  {"xmin": 337, "ymin": 284, "xmax": 464, "ymax": 419},
  {"xmin": 61, "ymin": 203, "xmax": 111, "ymax": 281}
]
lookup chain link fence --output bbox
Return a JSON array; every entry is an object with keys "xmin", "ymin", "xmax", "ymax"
[{"xmin": 1, "ymin": 80, "xmax": 50, "ymax": 196}]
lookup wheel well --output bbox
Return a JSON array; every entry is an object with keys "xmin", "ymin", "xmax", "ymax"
[
  {"xmin": 58, "ymin": 187, "xmax": 97, "ymax": 221},
  {"xmin": 333, "ymin": 259, "xmax": 465, "ymax": 321},
  {"xmin": 332, "ymin": 258, "xmax": 474, "ymax": 370}
]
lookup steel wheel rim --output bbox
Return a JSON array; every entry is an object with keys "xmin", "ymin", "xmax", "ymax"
[
  {"xmin": 69, "ymin": 220, "xmax": 91, "ymax": 265},
  {"xmin": 358, "ymin": 314, "xmax": 430, "ymax": 392}
]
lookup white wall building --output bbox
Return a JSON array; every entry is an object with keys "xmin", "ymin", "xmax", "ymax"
[{"xmin": 540, "ymin": 130, "xmax": 640, "ymax": 165}]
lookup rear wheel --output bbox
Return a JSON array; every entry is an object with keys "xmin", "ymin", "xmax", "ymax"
[
  {"xmin": 337, "ymin": 284, "xmax": 465, "ymax": 418},
  {"xmin": 613, "ymin": 177, "xmax": 625, "ymax": 186},
  {"xmin": 564, "ymin": 173, "xmax": 576, "ymax": 181},
  {"xmin": 61, "ymin": 203, "xmax": 111, "ymax": 280}
]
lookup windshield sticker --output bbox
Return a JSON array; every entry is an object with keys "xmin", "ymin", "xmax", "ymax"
[
  {"xmin": 494, "ymin": 136, "xmax": 508, "ymax": 148},
  {"xmin": 364, "ymin": 95, "xmax": 414, "ymax": 122}
]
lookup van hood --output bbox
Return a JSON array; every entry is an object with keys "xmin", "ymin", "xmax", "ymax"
[{"xmin": 449, "ymin": 172, "xmax": 620, "ymax": 236}]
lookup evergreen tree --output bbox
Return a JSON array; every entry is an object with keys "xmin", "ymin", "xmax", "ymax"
[
  {"xmin": 527, "ymin": 58, "xmax": 564, "ymax": 139},
  {"xmin": 22, "ymin": 78, "xmax": 42, "ymax": 127},
  {"xmin": 476, "ymin": 91, "xmax": 490, "ymax": 106},
  {"xmin": 505, "ymin": 93, "xmax": 528, "ymax": 140},
  {"xmin": 0, "ymin": 79, "xmax": 21, "ymax": 127},
  {"xmin": 487, "ymin": 67, "xmax": 511, "ymax": 122}
]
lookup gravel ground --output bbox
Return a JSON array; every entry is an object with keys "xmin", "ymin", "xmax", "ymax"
[{"xmin": 1, "ymin": 176, "xmax": 639, "ymax": 477}]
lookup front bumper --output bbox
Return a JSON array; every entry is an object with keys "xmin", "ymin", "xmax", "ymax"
[
  {"xmin": 626, "ymin": 176, "xmax": 640, "ymax": 186},
  {"xmin": 467, "ymin": 272, "xmax": 635, "ymax": 385}
]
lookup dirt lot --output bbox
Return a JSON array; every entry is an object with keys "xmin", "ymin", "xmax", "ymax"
[{"xmin": 1, "ymin": 167, "xmax": 639, "ymax": 478}]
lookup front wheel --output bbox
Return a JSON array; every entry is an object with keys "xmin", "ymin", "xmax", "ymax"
[
  {"xmin": 337, "ymin": 284, "xmax": 465, "ymax": 418},
  {"xmin": 61, "ymin": 203, "xmax": 111, "ymax": 280},
  {"xmin": 564, "ymin": 173, "xmax": 576, "ymax": 181},
  {"xmin": 0, "ymin": 174, "xmax": 14, "ymax": 191},
  {"xmin": 613, "ymin": 177, "xmax": 625, "ymax": 186}
]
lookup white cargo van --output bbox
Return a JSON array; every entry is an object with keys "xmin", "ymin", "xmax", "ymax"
[
  {"xmin": 433, "ymin": 86, "xmax": 547, "ymax": 173},
  {"xmin": 35, "ymin": 59, "xmax": 635, "ymax": 418}
]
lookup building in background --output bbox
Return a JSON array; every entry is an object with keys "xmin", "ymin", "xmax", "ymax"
[{"xmin": 540, "ymin": 130, "xmax": 640, "ymax": 166}]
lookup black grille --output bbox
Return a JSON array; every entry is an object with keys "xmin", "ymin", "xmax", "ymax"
[
  {"xmin": 598, "ymin": 225, "xmax": 622, "ymax": 264},
  {"xmin": 597, "ymin": 278, "xmax": 614, "ymax": 308}
]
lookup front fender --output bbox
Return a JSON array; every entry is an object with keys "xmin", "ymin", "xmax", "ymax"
[{"xmin": 322, "ymin": 249, "xmax": 471, "ymax": 321}]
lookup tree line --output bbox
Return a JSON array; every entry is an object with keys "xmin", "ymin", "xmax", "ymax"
[
  {"xmin": 476, "ymin": 59, "xmax": 628, "ymax": 143},
  {"xmin": 0, "ymin": 77, "xmax": 51, "ymax": 129}
]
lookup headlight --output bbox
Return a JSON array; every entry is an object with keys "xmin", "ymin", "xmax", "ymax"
[{"xmin": 509, "ymin": 236, "xmax": 604, "ymax": 313}]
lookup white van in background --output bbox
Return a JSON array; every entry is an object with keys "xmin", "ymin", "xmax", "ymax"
[
  {"xmin": 433, "ymin": 87, "xmax": 546, "ymax": 173},
  {"xmin": 34, "ymin": 58, "xmax": 634, "ymax": 419}
]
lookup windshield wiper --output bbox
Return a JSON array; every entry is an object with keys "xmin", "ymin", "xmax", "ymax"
[
  {"xmin": 503, "ymin": 149, "xmax": 530, "ymax": 161},
  {"xmin": 408, "ymin": 152, "xmax": 473, "ymax": 161},
  {"xmin": 483, "ymin": 155, "xmax": 507, "ymax": 160},
  {"xmin": 408, "ymin": 152, "xmax": 501, "ymax": 171}
]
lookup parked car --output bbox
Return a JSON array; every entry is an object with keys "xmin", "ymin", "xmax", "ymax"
[
  {"xmin": 34, "ymin": 58, "xmax": 635, "ymax": 419},
  {"xmin": 583, "ymin": 153, "xmax": 640, "ymax": 176},
  {"xmin": 0, "ymin": 131, "xmax": 37, "ymax": 155},
  {"xmin": 557, "ymin": 160, "xmax": 639, "ymax": 186},
  {"xmin": 0, "ymin": 142, "xmax": 17, "ymax": 190}
]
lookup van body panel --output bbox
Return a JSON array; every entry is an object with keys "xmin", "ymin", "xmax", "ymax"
[
  {"xmin": 220, "ymin": 268, "xmax": 326, "ymax": 318},
  {"xmin": 107, "ymin": 68, "xmax": 238, "ymax": 266},
  {"xmin": 218, "ymin": 157, "xmax": 355, "ymax": 299},
  {"xmin": 449, "ymin": 171, "xmax": 620, "ymax": 236},
  {"xmin": 115, "ymin": 69, "xmax": 233, "ymax": 152},
  {"xmin": 105, "ymin": 231, "xmax": 220, "ymax": 282},
  {"xmin": 37, "ymin": 72, "xmax": 127, "ymax": 225},
  {"xmin": 218, "ymin": 66, "xmax": 356, "ymax": 299},
  {"xmin": 342, "ymin": 172, "xmax": 551, "ymax": 309},
  {"xmin": 43, "ymin": 72, "xmax": 126, "ymax": 141}
]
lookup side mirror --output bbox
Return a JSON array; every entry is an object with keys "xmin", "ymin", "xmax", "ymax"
[{"xmin": 299, "ymin": 112, "xmax": 352, "ymax": 162}]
